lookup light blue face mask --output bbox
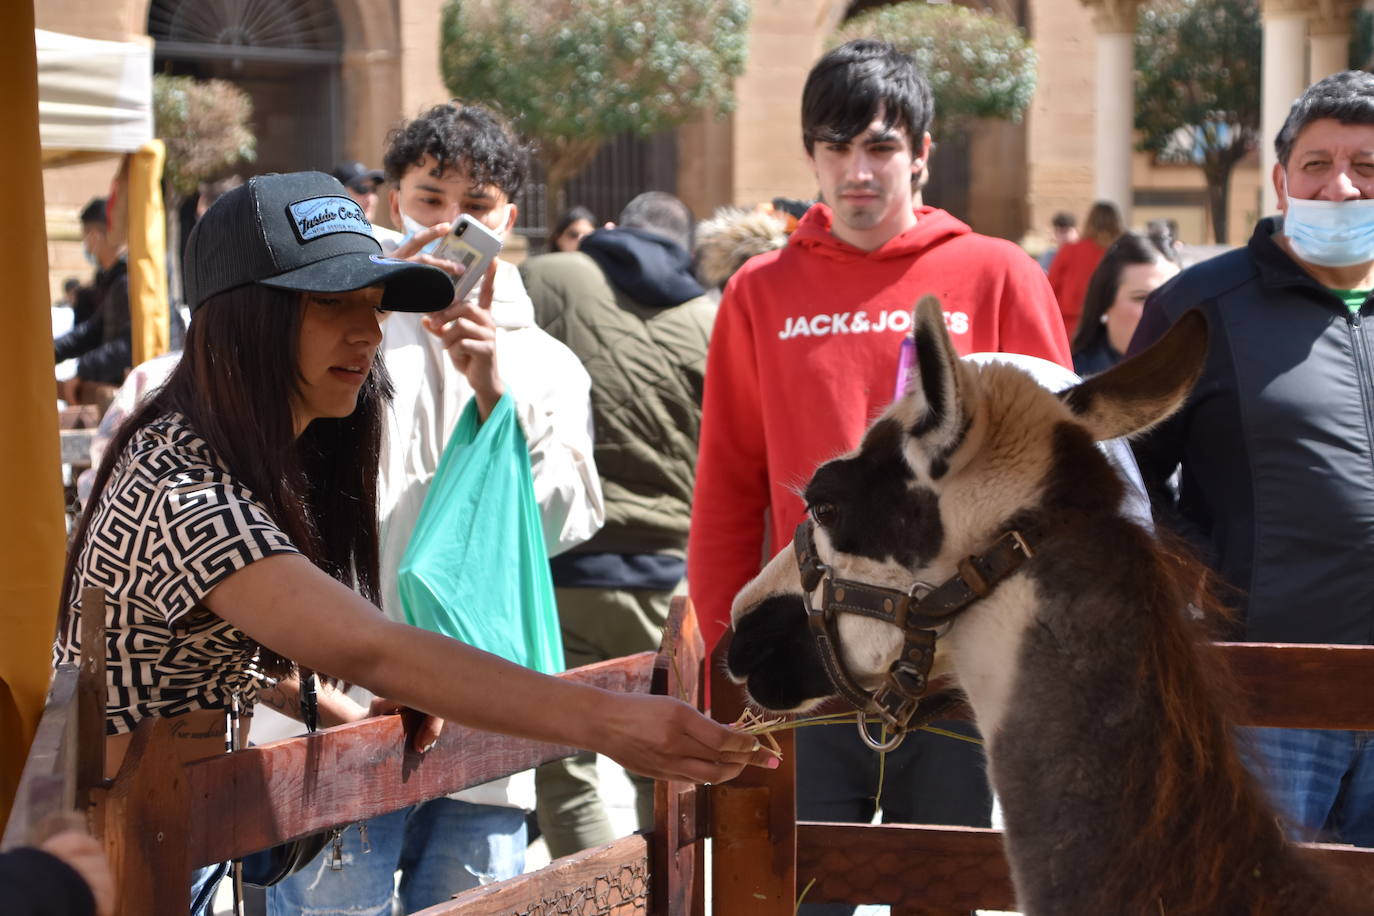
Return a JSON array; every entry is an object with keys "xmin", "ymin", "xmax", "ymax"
[
  {"xmin": 1282, "ymin": 174, "xmax": 1374, "ymax": 267},
  {"xmin": 398, "ymin": 209, "xmax": 441, "ymax": 255}
]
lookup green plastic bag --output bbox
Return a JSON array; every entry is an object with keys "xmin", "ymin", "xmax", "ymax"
[{"xmin": 398, "ymin": 393, "xmax": 564, "ymax": 674}]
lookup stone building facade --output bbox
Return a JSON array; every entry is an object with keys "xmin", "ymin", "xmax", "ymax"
[{"xmin": 37, "ymin": 0, "xmax": 1359, "ymax": 297}]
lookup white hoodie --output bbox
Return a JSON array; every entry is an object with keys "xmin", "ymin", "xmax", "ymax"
[{"xmin": 368, "ymin": 233, "xmax": 605, "ymax": 808}]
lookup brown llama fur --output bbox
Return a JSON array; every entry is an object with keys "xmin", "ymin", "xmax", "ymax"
[{"xmin": 726, "ymin": 300, "xmax": 1368, "ymax": 914}]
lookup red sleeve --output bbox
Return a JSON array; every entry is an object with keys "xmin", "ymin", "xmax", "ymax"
[
  {"xmin": 688, "ymin": 276, "xmax": 771, "ymax": 657},
  {"xmin": 997, "ymin": 245, "xmax": 1073, "ymax": 368}
]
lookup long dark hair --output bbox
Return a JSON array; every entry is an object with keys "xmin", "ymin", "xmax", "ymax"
[
  {"xmin": 59, "ymin": 284, "xmax": 391, "ymax": 676},
  {"xmin": 547, "ymin": 205, "xmax": 595, "ymax": 253},
  {"xmin": 1070, "ymin": 232, "xmax": 1169, "ymax": 356}
]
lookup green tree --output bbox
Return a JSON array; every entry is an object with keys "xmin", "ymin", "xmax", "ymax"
[
  {"xmin": 831, "ymin": 2, "xmax": 1038, "ymax": 131},
  {"xmin": 440, "ymin": 0, "xmax": 749, "ymax": 230},
  {"xmin": 1135, "ymin": 0, "xmax": 1260, "ymax": 243},
  {"xmin": 152, "ymin": 74, "xmax": 256, "ymax": 306},
  {"xmin": 152, "ymin": 74, "xmax": 256, "ymax": 198}
]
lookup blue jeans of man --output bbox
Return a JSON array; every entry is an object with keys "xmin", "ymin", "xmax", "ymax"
[
  {"xmin": 1241, "ymin": 727, "xmax": 1374, "ymax": 847},
  {"xmin": 265, "ymin": 798, "xmax": 525, "ymax": 915}
]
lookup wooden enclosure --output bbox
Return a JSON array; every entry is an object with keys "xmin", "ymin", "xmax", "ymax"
[
  {"xmin": 7, "ymin": 590, "xmax": 1374, "ymax": 914},
  {"xmin": 708, "ymin": 636, "xmax": 1374, "ymax": 914}
]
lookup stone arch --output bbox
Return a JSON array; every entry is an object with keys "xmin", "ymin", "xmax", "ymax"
[{"xmin": 145, "ymin": 0, "xmax": 346, "ymax": 177}]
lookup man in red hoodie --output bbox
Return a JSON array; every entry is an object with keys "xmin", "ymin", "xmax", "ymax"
[{"xmin": 688, "ymin": 40, "xmax": 1069, "ymax": 913}]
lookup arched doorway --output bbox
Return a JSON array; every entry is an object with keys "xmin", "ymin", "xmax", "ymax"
[{"xmin": 148, "ymin": 0, "xmax": 343, "ymax": 176}]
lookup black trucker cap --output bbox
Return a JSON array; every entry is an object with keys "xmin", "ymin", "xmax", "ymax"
[{"xmin": 183, "ymin": 171, "xmax": 452, "ymax": 312}]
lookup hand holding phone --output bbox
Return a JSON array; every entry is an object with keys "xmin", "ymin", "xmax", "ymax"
[{"xmin": 431, "ymin": 213, "xmax": 504, "ymax": 301}]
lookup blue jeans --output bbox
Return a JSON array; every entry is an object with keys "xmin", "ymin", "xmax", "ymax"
[
  {"xmin": 265, "ymin": 799, "xmax": 526, "ymax": 915},
  {"xmin": 191, "ymin": 862, "xmax": 228, "ymax": 916},
  {"xmin": 1240, "ymin": 728, "xmax": 1374, "ymax": 847}
]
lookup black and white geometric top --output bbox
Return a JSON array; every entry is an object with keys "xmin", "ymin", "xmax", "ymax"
[{"xmin": 53, "ymin": 413, "xmax": 300, "ymax": 735}]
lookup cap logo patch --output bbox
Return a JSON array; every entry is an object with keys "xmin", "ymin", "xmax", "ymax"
[{"xmin": 288, "ymin": 195, "xmax": 372, "ymax": 242}]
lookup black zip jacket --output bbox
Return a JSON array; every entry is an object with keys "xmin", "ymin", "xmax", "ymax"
[
  {"xmin": 54, "ymin": 258, "xmax": 131, "ymax": 386},
  {"xmin": 1128, "ymin": 217, "xmax": 1374, "ymax": 645}
]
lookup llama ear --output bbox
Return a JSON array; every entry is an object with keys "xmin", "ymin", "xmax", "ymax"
[
  {"xmin": 1060, "ymin": 309, "xmax": 1208, "ymax": 441},
  {"xmin": 904, "ymin": 295, "xmax": 969, "ymax": 452}
]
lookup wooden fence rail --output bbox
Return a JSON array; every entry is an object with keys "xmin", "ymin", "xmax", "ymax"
[
  {"xmin": 7, "ymin": 592, "xmax": 706, "ymax": 916},
  {"xmin": 14, "ymin": 596, "xmax": 1374, "ymax": 915},
  {"xmin": 709, "ymin": 639, "xmax": 1374, "ymax": 915}
]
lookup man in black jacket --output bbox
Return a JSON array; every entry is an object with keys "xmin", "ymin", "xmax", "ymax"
[
  {"xmin": 1128, "ymin": 71, "xmax": 1374, "ymax": 849},
  {"xmin": 55, "ymin": 198, "xmax": 131, "ymax": 409}
]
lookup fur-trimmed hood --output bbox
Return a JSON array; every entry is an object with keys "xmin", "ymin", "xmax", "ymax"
[{"xmin": 694, "ymin": 207, "xmax": 790, "ymax": 290}]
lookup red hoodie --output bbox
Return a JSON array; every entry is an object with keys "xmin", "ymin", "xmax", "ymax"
[{"xmin": 687, "ymin": 204, "xmax": 1070, "ymax": 655}]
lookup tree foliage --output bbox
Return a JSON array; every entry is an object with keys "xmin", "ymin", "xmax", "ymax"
[
  {"xmin": 831, "ymin": 2, "xmax": 1037, "ymax": 129},
  {"xmin": 1135, "ymin": 0, "xmax": 1261, "ymax": 243},
  {"xmin": 152, "ymin": 74, "xmax": 256, "ymax": 198},
  {"xmin": 440, "ymin": 0, "xmax": 750, "ymax": 226}
]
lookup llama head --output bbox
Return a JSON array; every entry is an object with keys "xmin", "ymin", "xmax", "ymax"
[{"xmin": 725, "ymin": 295, "xmax": 1207, "ymax": 714}]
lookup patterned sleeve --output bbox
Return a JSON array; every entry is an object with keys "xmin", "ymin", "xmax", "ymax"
[{"xmin": 141, "ymin": 466, "xmax": 300, "ymax": 626}]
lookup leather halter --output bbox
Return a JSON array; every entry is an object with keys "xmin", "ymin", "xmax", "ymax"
[{"xmin": 794, "ymin": 519, "xmax": 1038, "ymax": 751}]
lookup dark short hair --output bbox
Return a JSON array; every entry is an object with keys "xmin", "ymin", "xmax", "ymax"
[
  {"xmin": 1071, "ymin": 232, "xmax": 1171, "ymax": 355},
  {"xmin": 63, "ymin": 276, "xmax": 81, "ymax": 293},
  {"xmin": 1051, "ymin": 211, "xmax": 1077, "ymax": 230},
  {"xmin": 802, "ymin": 40, "xmax": 934, "ymax": 155},
  {"xmin": 383, "ymin": 102, "xmax": 530, "ymax": 199},
  {"xmin": 619, "ymin": 192, "xmax": 694, "ymax": 251},
  {"xmin": 1275, "ymin": 70, "xmax": 1374, "ymax": 167},
  {"xmin": 79, "ymin": 197, "xmax": 107, "ymax": 228}
]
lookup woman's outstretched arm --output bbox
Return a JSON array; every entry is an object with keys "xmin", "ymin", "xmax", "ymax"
[{"xmin": 206, "ymin": 553, "xmax": 770, "ymax": 784}]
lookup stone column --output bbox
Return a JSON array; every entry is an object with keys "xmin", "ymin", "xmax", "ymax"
[
  {"xmin": 1084, "ymin": 0, "xmax": 1139, "ymax": 224},
  {"xmin": 1260, "ymin": 0, "xmax": 1311, "ymax": 215},
  {"xmin": 1308, "ymin": 0, "xmax": 1357, "ymax": 84}
]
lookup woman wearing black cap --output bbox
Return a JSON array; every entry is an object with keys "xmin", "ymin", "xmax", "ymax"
[{"xmin": 52, "ymin": 172, "xmax": 773, "ymax": 913}]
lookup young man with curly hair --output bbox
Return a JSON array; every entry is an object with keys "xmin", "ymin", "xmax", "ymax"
[{"xmin": 268, "ymin": 102, "xmax": 604, "ymax": 916}]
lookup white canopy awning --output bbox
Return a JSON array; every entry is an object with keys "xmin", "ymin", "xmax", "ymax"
[{"xmin": 36, "ymin": 29, "xmax": 153, "ymax": 165}]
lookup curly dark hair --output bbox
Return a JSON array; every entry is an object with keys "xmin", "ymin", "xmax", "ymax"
[{"xmin": 382, "ymin": 102, "xmax": 530, "ymax": 198}]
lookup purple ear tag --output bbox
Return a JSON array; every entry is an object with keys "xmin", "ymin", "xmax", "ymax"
[{"xmin": 893, "ymin": 335, "xmax": 917, "ymax": 402}]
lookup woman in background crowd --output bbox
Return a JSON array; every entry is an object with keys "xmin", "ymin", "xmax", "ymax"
[
  {"xmin": 1070, "ymin": 231, "xmax": 1179, "ymax": 376},
  {"xmin": 1049, "ymin": 199, "xmax": 1124, "ymax": 337},
  {"xmin": 548, "ymin": 206, "xmax": 596, "ymax": 253}
]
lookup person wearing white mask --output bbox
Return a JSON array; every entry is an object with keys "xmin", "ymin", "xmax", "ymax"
[
  {"xmin": 268, "ymin": 103, "xmax": 605, "ymax": 916},
  {"xmin": 1128, "ymin": 70, "xmax": 1374, "ymax": 852}
]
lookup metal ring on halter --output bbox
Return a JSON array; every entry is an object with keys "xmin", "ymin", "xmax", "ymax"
[{"xmin": 856, "ymin": 710, "xmax": 906, "ymax": 752}]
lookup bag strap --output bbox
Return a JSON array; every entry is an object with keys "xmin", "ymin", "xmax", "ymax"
[{"xmin": 298, "ymin": 668, "xmax": 319, "ymax": 734}]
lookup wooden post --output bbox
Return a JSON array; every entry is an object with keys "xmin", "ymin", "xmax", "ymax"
[
  {"xmin": 708, "ymin": 632, "xmax": 796, "ymax": 915},
  {"xmin": 103, "ymin": 718, "xmax": 191, "ymax": 916},
  {"xmin": 652, "ymin": 597, "xmax": 705, "ymax": 916}
]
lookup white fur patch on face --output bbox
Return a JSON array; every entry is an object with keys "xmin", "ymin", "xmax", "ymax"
[{"xmin": 730, "ymin": 544, "xmax": 800, "ymax": 627}]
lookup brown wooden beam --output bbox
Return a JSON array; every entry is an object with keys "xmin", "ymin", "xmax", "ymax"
[
  {"xmin": 653, "ymin": 597, "xmax": 705, "ymax": 916},
  {"xmin": 414, "ymin": 833, "xmax": 650, "ymax": 915},
  {"xmin": 709, "ymin": 632, "xmax": 797, "ymax": 916},
  {"xmin": 184, "ymin": 653, "xmax": 654, "ymax": 867},
  {"xmin": 1218, "ymin": 643, "xmax": 1374, "ymax": 729},
  {"xmin": 795, "ymin": 823, "xmax": 1374, "ymax": 910},
  {"xmin": 0, "ymin": 666, "xmax": 79, "ymax": 851}
]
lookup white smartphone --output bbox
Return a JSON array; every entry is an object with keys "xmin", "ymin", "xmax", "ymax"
[{"xmin": 430, "ymin": 213, "xmax": 504, "ymax": 301}]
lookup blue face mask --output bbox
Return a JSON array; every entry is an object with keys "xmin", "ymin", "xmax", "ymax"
[
  {"xmin": 1282, "ymin": 175, "xmax": 1374, "ymax": 267},
  {"xmin": 398, "ymin": 209, "xmax": 441, "ymax": 255}
]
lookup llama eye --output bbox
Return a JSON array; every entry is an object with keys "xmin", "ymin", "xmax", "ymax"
[{"xmin": 810, "ymin": 502, "xmax": 837, "ymax": 527}]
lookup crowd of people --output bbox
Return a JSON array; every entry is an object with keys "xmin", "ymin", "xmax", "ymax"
[{"xmin": 23, "ymin": 36, "xmax": 1374, "ymax": 916}]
